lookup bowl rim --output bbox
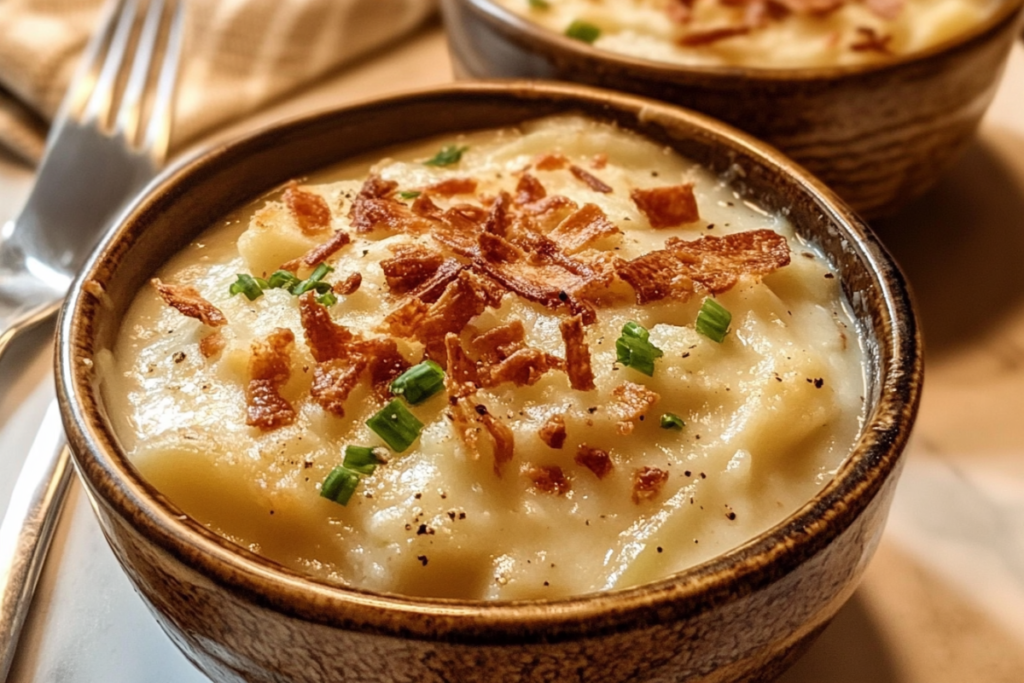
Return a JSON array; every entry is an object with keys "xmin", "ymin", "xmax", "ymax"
[
  {"xmin": 452, "ymin": 0, "xmax": 1024, "ymax": 81},
  {"xmin": 56, "ymin": 80, "xmax": 922, "ymax": 643}
]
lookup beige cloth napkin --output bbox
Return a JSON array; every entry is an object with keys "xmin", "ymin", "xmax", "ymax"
[{"xmin": 0, "ymin": 0, "xmax": 438, "ymax": 165}]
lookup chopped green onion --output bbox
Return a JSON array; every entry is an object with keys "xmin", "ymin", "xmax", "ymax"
[
  {"xmin": 696, "ymin": 298, "xmax": 731, "ymax": 343},
  {"xmin": 528, "ymin": 0, "xmax": 550, "ymax": 8},
  {"xmin": 660, "ymin": 413, "xmax": 685, "ymax": 431},
  {"xmin": 320, "ymin": 466, "xmax": 360, "ymax": 506},
  {"xmin": 267, "ymin": 270, "xmax": 301, "ymax": 290},
  {"xmin": 615, "ymin": 321, "xmax": 664, "ymax": 376},
  {"xmin": 367, "ymin": 399, "xmax": 424, "ymax": 452},
  {"xmin": 316, "ymin": 290, "xmax": 337, "ymax": 307},
  {"xmin": 398, "ymin": 190, "xmax": 422, "ymax": 200},
  {"xmin": 229, "ymin": 274, "xmax": 264, "ymax": 301},
  {"xmin": 390, "ymin": 360, "xmax": 445, "ymax": 405},
  {"xmin": 343, "ymin": 445, "xmax": 385, "ymax": 475},
  {"xmin": 565, "ymin": 20, "xmax": 601, "ymax": 44},
  {"xmin": 424, "ymin": 145, "xmax": 468, "ymax": 167},
  {"xmin": 292, "ymin": 263, "xmax": 334, "ymax": 295}
]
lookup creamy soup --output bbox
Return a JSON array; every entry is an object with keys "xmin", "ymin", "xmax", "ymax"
[
  {"xmin": 497, "ymin": 0, "xmax": 1003, "ymax": 68},
  {"xmin": 101, "ymin": 116, "xmax": 865, "ymax": 600}
]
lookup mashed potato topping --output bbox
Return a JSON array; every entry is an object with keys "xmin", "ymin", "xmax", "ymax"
[
  {"xmin": 104, "ymin": 116, "xmax": 865, "ymax": 600},
  {"xmin": 497, "ymin": 0, "xmax": 1003, "ymax": 68}
]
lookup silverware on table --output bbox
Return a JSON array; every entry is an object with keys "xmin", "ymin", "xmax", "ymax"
[{"xmin": 0, "ymin": 0, "xmax": 183, "ymax": 677}]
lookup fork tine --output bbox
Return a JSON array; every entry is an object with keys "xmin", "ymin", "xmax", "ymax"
[
  {"xmin": 114, "ymin": 0, "xmax": 166, "ymax": 144},
  {"xmin": 142, "ymin": 0, "xmax": 185, "ymax": 162},
  {"xmin": 81, "ymin": 0, "xmax": 138, "ymax": 127}
]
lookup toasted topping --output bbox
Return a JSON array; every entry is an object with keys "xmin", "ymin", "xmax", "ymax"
[
  {"xmin": 534, "ymin": 153, "xmax": 569, "ymax": 171},
  {"xmin": 298, "ymin": 292, "xmax": 356, "ymax": 363},
  {"xmin": 152, "ymin": 279, "xmax": 227, "ymax": 327},
  {"xmin": 246, "ymin": 328, "xmax": 296, "ymax": 430},
  {"xmin": 470, "ymin": 321, "xmax": 526, "ymax": 363},
  {"xmin": 481, "ymin": 347, "xmax": 562, "ymax": 388},
  {"xmin": 576, "ymin": 444, "xmax": 613, "ymax": 479},
  {"xmin": 415, "ymin": 270, "xmax": 493, "ymax": 363},
  {"xmin": 480, "ymin": 409, "xmax": 515, "ymax": 476},
  {"xmin": 515, "ymin": 173, "xmax": 547, "ymax": 204},
  {"xmin": 864, "ymin": 0, "xmax": 904, "ymax": 20},
  {"xmin": 348, "ymin": 174, "xmax": 426, "ymax": 234},
  {"xmin": 612, "ymin": 381, "xmax": 660, "ymax": 435},
  {"xmin": 632, "ymin": 467, "xmax": 669, "ymax": 504},
  {"xmin": 311, "ymin": 359, "xmax": 364, "ymax": 417},
  {"xmin": 569, "ymin": 164, "xmax": 613, "ymax": 193},
  {"xmin": 283, "ymin": 182, "xmax": 332, "ymax": 235},
  {"xmin": 199, "ymin": 331, "xmax": 226, "ymax": 359},
  {"xmin": 525, "ymin": 465, "xmax": 571, "ymax": 495},
  {"xmin": 538, "ymin": 414, "xmax": 567, "ymax": 449},
  {"xmin": 332, "ymin": 272, "xmax": 361, "ymax": 296},
  {"xmin": 448, "ymin": 395, "xmax": 483, "ymax": 458},
  {"xmin": 591, "ymin": 153, "xmax": 608, "ymax": 170},
  {"xmin": 631, "ymin": 184, "xmax": 700, "ymax": 228},
  {"xmin": 548, "ymin": 203, "xmax": 621, "ymax": 254},
  {"xmin": 560, "ymin": 315, "xmax": 596, "ymax": 391},
  {"xmin": 382, "ymin": 298, "xmax": 430, "ymax": 338},
  {"xmin": 281, "ymin": 230, "xmax": 351, "ymax": 272},
  {"xmin": 445, "ymin": 333, "xmax": 481, "ymax": 391},
  {"xmin": 426, "ymin": 177, "xmax": 478, "ymax": 196},
  {"xmin": 850, "ymin": 26, "xmax": 892, "ymax": 53},
  {"xmin": 381, "ymin": 245, "xmax": 446, "ymax": 294},
  {"xmin": 678, "ymin": 26, "xmax": 752, "ymax": 47},
  {"xmin": 518, "ymin": 195, "xmax": 580, "ymax": 232},
  {"xmin": 367, "ymin": 339, "xmax": 411, "ymax": 401},
  {"xmin": 484, "ymin": 191, "xmax": 512, "ymax": 237},
  {"xmin": 407, "ymin": 259, "xmax": 468, "ymax": 304}
]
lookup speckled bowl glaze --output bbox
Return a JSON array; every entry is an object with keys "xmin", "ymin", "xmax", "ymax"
[
  {"xmin": 56, "ymin": 83, "xmax": 922, "ymax": 683},
  {"xmin": 441, "ymin": 0, "xmax": 1024, "ymax": 218}
]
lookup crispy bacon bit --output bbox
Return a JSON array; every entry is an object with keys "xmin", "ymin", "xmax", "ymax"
[
  {"xmin": 246, "ymin": 328, "xmax": 296, "ymax": 430},
  {"xmin": 471, "ymin": 321, "xmax": 525, "ymax": 363},
  {"xmin": 548, "ymin": 203, "xmax": 621, "ymax": 254},
  {"xmin": 559, "ymin": 315, "xmax": 596, "ymax": 391},
  {"xmin": 525, "ymin": 465, "xmax": 571, "ymax": 495},
  {"xmin": 481, "ymin": 411, "xmax": 515, "ymax": 476},
  {"xmin": 310, "ymin": 359, "xmax": 364, "ymax": 417},
  {"xmin": 678, "ymin": 26, "xmax": 752, "ymax": 47},
  {"xmin": 484, "ymin": 191, "xmax": 512, "ymax": 237},
  {"xmin": 382, "ymin": 298, "xmax": 430, "ymax": 338},
  {"xmin": 415, "ymin": 270, "xmax": 492, "ymax": 363},
  {"xmin": 576, "ymin": 444, "xmax": 613, "ymax": 479},
  {"xmin": 774, "ymin": 0, "xmax": 845, "ymax": 14},
  {"xmin": 333, "ymin": 272, "xmax": 362, "ymax": 296},
  {"xmin": 411, "ymin": 193, "xmax": 444, "ymax": 220},
  {"xmin": 569, "ymin": 165, "xmax": 613, "ymax": 194},
  {"xmin": 618, "ymin": 229, "xmax": 790, "ymax": 304},
  {"xmin": 281, "ymin": 230, "xmax": 351, "ymax": 272},
  {"xmin": 538, "ymin": 414, "xmax": 567, "ymax": 449},
  {"xmin": 632, "ymin": 467, "xmax": 669, "ymax": 504},
  {"xmin": 534, "ymin": 153, "xmax": 569, "ymax": 171},
  {"xmin": 381, "ymin": 245, "xmax": 445, "ymax": 294},
  {"xmin": 850, "ymin": 26, "xmax": 892, "ymax": 54},
  {"xmin": 407, "ymin": 259, "xmax": 468, "ymax": 304},
  {"xmin": 432, "ymin": 205, "xmax": 485, "ymax": 256},
  {"xmin": 283, "ymin": 181, "xmax": 332, "ymax": 235},
  {"xmin": 298, "ymin": 292, "xmax": 356, "ymax": 362},
  {"xmin": 445, "ymin": 333, "xmax": 480, "ymax": 391},
  {"xmin": 666, "ymin": 0, "xmax": 694, "ymax": 22},
  {"xmin": 481, "ymin": 348, "xmax": 561, "ymax": 388},
  {"xmin": 348, "ymin": 174, "xmax": 426, "ymax": 234},
  {"xmin": 612, "ymin": 381, "xmax": 660, "ymax": 435},
  {"xmin": 515, "ymin": 174, "xmax": 547, "ymax": 205},
  {"xmin": 152, "ymin": 279, "xmax": 227, "ymax": 328},
  {"xmin": 426, "ymin": 177, "xmax": 478, "ymax": 196},
  {"xmin": 199, "ymin": 331, "xmax": 226, "ymax": 359},
  {"xmin": 631, "ymin": 184, "xmax": 700, "ymax": 228},
  {"xmin": 367, "ymin": 339, "xmax": 410, "ymax": 401}
]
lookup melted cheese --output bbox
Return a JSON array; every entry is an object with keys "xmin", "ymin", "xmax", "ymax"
[{"xmin": 103, "ymin": 116, "xmax": 866, "ymax": 599}]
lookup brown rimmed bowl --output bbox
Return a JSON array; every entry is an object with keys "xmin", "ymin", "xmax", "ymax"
[
  {"xmin": 441, "ymin": 0, "xmax": 1024, "ymax": 218},
  {"xmin": 56, "ymin": 82, "xmax": 922, "ymax": 683}
]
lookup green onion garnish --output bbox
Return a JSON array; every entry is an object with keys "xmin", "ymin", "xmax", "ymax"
[
  {"xmin": 398, "ymin": 190, "xmax": 422, "ymax": 200},
  {"xmin": 316, "ymin": 290, "xmax": 337, "ymax": 307},
  {"xmin": 660, "ymin": 413, "xmax": 685, "ymax": 431},
  {"xmin": 424, "ymin": 145, "xmax": 468, "ymax": 167},
  {"xmin": 292, "ymin": 263, "xmax": 334, "ymax": 295},
  {"xmin": 343, "ymin": 445, "xmax": 385, "ymax": 475},
  {"xmin": 696, "ymin": 298, "xmax": 731, "ymax": 343},
  {"xmin": 390, "ymin": 360, "xmax": 445, "ymax": 405},
  {"xmin": 565, "ymin": 20, "xmax": 601, "ymax": 44},
  {"xmin": 229, "ymin": 274, "xmax": 265, "ymax": 301},
  {"xmin": 367, "ymin": 399, "xmax": 424, "ymax": 452},
  {"xmin": 267, "ymin": 269, "xmax": 301, "ymax": 290},
  {"xmin": 320, "ymin": 466, "xmax": 360, "ymax": 506},
  {"xmin": 615, "ymin": 321, "xmax": 664, "ymax": 376},
  {"xmin": 528, "ymin": 0, "xmax": 550, "ymax": 8}
]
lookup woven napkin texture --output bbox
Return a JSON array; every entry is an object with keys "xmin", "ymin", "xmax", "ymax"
[{"xmin": 0, "ymin": 0, "xmax": 437, "ymax": 165}]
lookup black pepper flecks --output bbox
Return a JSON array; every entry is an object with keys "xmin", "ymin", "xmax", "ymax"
[
  {"xmin": 417, "ymin": 555, "xmax": 428, "ymax": 566},
  {"xmin": 172, "ymin": 351, "xmax": 186, "ymax": 364}
]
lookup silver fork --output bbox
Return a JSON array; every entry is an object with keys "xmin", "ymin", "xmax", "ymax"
[{"xmin": 0, "ymin": 0, "xmax": 183, "ymax": 677}]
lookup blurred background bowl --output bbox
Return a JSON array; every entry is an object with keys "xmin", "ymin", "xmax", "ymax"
[{"xmin": 441, "ymin": 0, "xmax": 1024, "ymax": 218}]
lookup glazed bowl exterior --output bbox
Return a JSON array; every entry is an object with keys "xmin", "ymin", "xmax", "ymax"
[
  {"xmin": 56, "ymin": 82, "xmax": 922, "ymax": 683},
  {"xmin": 441, "ymin": 0, "xmax": 1024, "ymax": 218}
]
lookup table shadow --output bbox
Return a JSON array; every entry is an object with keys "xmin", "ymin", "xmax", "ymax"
[
  {"xmin": 871, "ymin": 132, "xmax": 1024, "ymax": 359},
  {"xmin": 0, "ymin": 320, "xmax": 54, "ymax": 431}
]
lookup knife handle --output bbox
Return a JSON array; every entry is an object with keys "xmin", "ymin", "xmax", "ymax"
[{"xmin": 0, "ymin": 399, "xmax": 73, "ymax": 681}]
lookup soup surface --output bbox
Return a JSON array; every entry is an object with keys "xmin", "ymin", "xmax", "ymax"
[
  {"xmin": 103, "ymin": 116, "xmax": 866, "ymax": 600},
  {"xmin": 496, "ymin": 0, "xmax": 1003, "ymax": 68}
]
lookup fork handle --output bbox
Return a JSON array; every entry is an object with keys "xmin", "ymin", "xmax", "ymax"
[{"xmin": 0, "ymin": 400, "xmax": 73, "ymax": 680}]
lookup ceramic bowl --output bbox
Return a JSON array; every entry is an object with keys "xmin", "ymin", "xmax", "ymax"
[
  {"xmin": 56, "ymin": 82, "xmax": 922, "ymax": 683},
  {"xmin": 441, "ymin": 0, "xmax": 1024, "ymax": 218}
]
